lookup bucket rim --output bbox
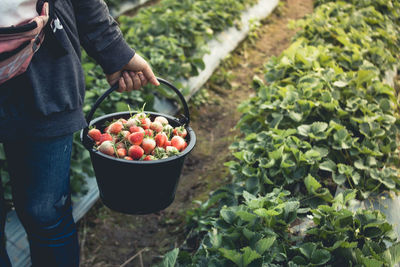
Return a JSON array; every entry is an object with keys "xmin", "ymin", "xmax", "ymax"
[{"xmin": 80, "ymin": 111, "xmax": 196, "ymax": 164}]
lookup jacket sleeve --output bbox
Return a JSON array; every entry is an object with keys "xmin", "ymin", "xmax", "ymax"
[{"xmin": 71, "ymin": 0, "xmax": 135, "ymax": 74}]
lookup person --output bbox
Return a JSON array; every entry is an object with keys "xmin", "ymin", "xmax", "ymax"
[{"xmin": 0, "ymin": 0, "xmax": 159, "ymax": 266}]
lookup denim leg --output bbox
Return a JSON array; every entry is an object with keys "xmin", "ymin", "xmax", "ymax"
[
  {"xmin": 3, "ymin": 134, "xmax": 79, "ymax": 267},
  {"xmin": 0, "ymin": 175, "xmax": 11, "ymax": 267}
]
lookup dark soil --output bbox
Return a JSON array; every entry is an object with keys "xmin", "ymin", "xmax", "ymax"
[{"xmin": 78, "ymin": 0, "xmax": 313, "ymax": 266}]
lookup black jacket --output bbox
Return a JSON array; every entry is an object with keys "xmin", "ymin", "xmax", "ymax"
[{"xmin": 0, "ymin": 0, "xmax": 135, "ymax": 141}]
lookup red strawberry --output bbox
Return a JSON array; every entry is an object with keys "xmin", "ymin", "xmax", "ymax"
[
  {"xmin": 128, "ymin": 131, "xmax": 144, "ymax": 145},
  {"xmin": 124, "ymin": 156, "xmax": 133, "ymax": 161},
  {"xmin": 150, "ymin": 121, "xmax": 163, "ymax": 133},
  {"xmin": 98, "ymin": 141, "xmax": 115, "ymax": 156},
  {"xmin": 163, "ymin": 140, "xmax": 171, "ymax": 149},
  {"xmin": 129, "ymin": 125, "xmax": 145, "ymax": 133},
  {"xmin": 128, "ymin": 145, "xmax": 144, "ymax": 160},
  {"xmin": 99, "ymin": 133, "xmax": 113, "ymax": 144},
  {"xmin": 182, "ymin": 141, "xmax": 188, "ymax": 150},
  {"xmin": 119, "ymin": 118, "xmax": 127, "ymax": 124},
  {"xmin": 154, "ymin": 116, "xmax": 169, "ymax": 126},
  {"xmin": 173, "ymin": 126, "xmax": 187, "ymax": 138},
  {"xmin": 108, "ymin": 121, "xmax": 124, "ymax": 134},
  {"xmin": 88, "ymin": 128, "xmax": 101, "ymax": 141},
  {"xmin": 116, "ymin": 142, "xmax": 126, "ymax": 149},
  {"xmin": 171, "ymin": 135, "xmax": 186, "ymax": 151},
  {"xmin": 117, "ymin": 148, "xmax": 127, "ymax": 157},
  {"xmin": 144, "ymin": 129, "xmax": 154, "ymax": 137},
  {"xmin": 141, "ymin": 117, "xmax": 151, "ymax": 129},
  {"xmin": 143, "ymin": 155, "xmax": 156, "ymax": 161},
  {"xmin": 155, "ymin": 132, "xmax": 168, "ymax": 147},
  {"xmin": 141, "ymin": 137, "xmax": 156, "ymax": 155}
]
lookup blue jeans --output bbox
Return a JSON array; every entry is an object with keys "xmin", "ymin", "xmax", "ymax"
[{"xmin": 0, "ymin": 134, "xmax": 79, "ymax": 267}]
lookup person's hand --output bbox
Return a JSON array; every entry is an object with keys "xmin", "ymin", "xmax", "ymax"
[{"xmin": 106, "ymin": 53, "xmax": 159, "ymax": 92}]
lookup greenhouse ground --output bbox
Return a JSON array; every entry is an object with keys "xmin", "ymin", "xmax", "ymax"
[{"xmin": 78, "ymin": 0, "xmax": 313, "ymax": 266}]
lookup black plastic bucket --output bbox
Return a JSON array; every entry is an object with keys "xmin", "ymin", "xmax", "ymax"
[{"xmin": 80, "ymin": 78, "xmax": 196, "ymax": 215}]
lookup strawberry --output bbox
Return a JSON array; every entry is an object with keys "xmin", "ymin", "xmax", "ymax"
[
  {"xmin": 88, "ymin": 128, "xmax": 101, "ymax": 141},
  {"xmin": 183, "ymin": 141, "xmax": 188, "ymax": 150},
  {"xmin": 166, "ymin": 146, "xmax": 180, "ymax": 156},
  {"xmin": 134, "ymin": 112, "xmax": 147, "ymax": 120},
  {"xmin": 117, "ymin": 148, "xmax": 127, "ymax": 157},
  {"xmin": 171, "ymin": 135, "xmax": 186, "ymax": 151},
  {"xmin": 163, "ymin": 124, "xmax": 173, "ymax": 137},
  {"xmin": 128, "ymin": 145, "xmax": 144, "ymax": 160},
  {"xmin": 126, "ymin": 117, "xmax": 140, "ymax": 128},
  {"xmin": 98, "ymin": 141, "xmax": 115, "ymax": 156},
  {"xmin": 124, "ymin": 156, "xmax": 133, "ymax": 161},
  {"xmin": 163, "ymin": 140, "xmax": 171, "ymax": 149},
  {"xmin": 119, "ymin": 118, "xmax": 127, "ymax": 124},
  {"xmin": 154, "ymin": 116, "xmax": 169, "ymax": 126},
  {"xmin": 99, "ymin": 133, "xmax": 113, "ymax": 144},
  {"xmin": 141, "ymin": 117, "xmax": 151, "ymax": 129},
  {"xmin": 116, "ymin": 142, "xmax": 126, "ymax": 149},
  {"xmin": 108, "ymin": 121, "xmax": 124, "ymax": 135},
  {"xmin": 144, "ymin": 129, "xmax": 154, "ymax": 137},
  {"xmin": 141, "ymin": 137, "xmax": 156, "ymax": 155},
  {"xmin": 128, "ymin": 131, "xmax": 144, "ymax": 145},
  {"xmin": 173, "ymin": 126, "xmax": 187, "ymax": 138},
  {"xmin": 129, "ymin": 125, "xmax": 145, "ymax": 133},
  {"xmin": 150, "ymin": 121, "xmax": 163, "ymax": 133},
  {"xmin": 143, "ymin": 155, "xmax": 156, "ymax": 161},
  {"xmin": 155, "ymin": 132, "xmax": 168, "ymax": 147},
  {"xmin": 120, "ymin": 130, "xmax": 131, "ymax": 140}
]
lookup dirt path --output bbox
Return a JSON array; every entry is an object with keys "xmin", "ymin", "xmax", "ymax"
[{"xmin": 78, "ymin": 0, "xmax": 313, "ymax": 266}]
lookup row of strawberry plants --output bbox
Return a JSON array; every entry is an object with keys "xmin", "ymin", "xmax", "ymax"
[{"xmin": 156, "ymin": 0, "xmax": 400, "ymax": 266}]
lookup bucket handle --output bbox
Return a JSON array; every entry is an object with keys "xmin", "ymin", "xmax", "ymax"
[{"xmin": 84, "ymin": 77, "xmax": 190, "ymax": 128}]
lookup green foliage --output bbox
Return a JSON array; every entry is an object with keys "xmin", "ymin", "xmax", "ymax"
[{"xmin": 160, "ymin": 0, "xmax": 400, "ymax": 266}]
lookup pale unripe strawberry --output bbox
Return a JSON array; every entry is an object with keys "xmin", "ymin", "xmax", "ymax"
[
  {"xmin": 163, "ymin": 124, "xmax": 173, "ymax": 137},
  {"xmin": 154, "ymin": 116, "xmax": 169, "ymax": 126},
  {"xmin": 141, "ymin": 137, "xmax": 156, "ymax": 155},
  {"xmin": 134, "ymin": 112, "xmax": 147, "ymax": 120},
  {"xmin": 98, "ymin": 141, "xmax": 115, "ymax": 156},
  {"xmin": 120, "ymin": 130, "xmax": 130, "ymax": 139},
  {"xmin": 126, "ymin": 118, "xmax": 140, "ymax": 128},
  {"xmin": 150, "ymin": 121, "xmax": 163, "ymax": 133},
  {"xmin": 166, "ymin": 146, "xmax": 179, "ymax": 156}
]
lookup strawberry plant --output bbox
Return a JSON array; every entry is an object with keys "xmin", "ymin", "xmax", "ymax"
[{"xmin": 157, "ymin": 0, "xmax": 400, "ymax": 265}]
